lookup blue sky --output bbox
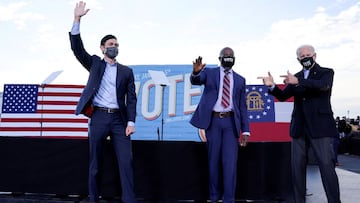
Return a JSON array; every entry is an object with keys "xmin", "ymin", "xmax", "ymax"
[{"xmin": 0, "ymin": 0, "xmax": 359, "ymax": 118}]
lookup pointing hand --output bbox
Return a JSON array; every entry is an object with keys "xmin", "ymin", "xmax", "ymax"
[{"xmin": 257, "ymin": 72, "xmax": 275, "ymax": 87}]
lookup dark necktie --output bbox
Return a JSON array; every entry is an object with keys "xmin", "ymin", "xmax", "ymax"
[{"xmin": 221, "ymin": 72, "xmax": 230, "ymax": 108}]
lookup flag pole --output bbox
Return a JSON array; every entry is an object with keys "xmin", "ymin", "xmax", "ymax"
[{"xmin": 39, "ymin": 70, "xmax": 63, "ymax": 136}]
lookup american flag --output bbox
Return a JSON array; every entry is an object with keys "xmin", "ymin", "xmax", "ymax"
[
  {"xmin": 246, "ymin": 84, "xmax": 293, "ymax": 142},
  {"xmin": 0, "ymin": 84, "xmax": 88, "ymax": 137}
]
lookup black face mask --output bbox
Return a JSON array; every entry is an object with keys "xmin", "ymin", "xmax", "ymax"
[
  {"xmin": 104, "ymin": 47, "xmax": 118, "ymax": 59},
  {"xmin": 220, "ymin": 56, "xmax": 235, "ymax": 69},
  {"xmin": 299, "ymin": 56, "xmax": 314, "ymax": 70}
]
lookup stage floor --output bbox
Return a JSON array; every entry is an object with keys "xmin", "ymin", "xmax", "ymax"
[{"xmin": 1, "ymin": 154, "xmax": 359, "ymax": 203}]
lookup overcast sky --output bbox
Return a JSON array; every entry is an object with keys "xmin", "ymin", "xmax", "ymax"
[{"xmin": 0, "ymin": 0, "xmax": 359, "ymax": 118}]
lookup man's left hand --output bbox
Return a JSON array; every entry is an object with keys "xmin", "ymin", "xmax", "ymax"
[
  {"xmin": 239, "ymin": 135, "xmax": 249, "ymax": 147},
  {"xmin": 280, "ymin": 70, "xmax": 299, "ymax": 85},
  {"xmin": 126, "ymin": 126, "xmax": 135, "ymax": 136}
]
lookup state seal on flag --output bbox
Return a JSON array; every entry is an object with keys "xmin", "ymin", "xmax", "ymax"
[{"xmin": 246, "ymin": 85, "xmax": 275, "ymax": 122}]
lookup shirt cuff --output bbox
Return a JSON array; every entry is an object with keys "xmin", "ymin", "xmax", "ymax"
[
  {"xmin": 70, "ymin": 22, "xmax": 80, "ymax": 35},
  {"xmin": 191, "ymin": 72, "xmax": 201, "ymax": 76},
  {"xmin": 127, "ymin": 121, "xmax": 135, "ymax": 127},
  {"xmin": 269, "ymin": 84, "xmax": 275, "ymax": 91},
  {"xmin": 242, "ymin": 132, "xmax": 250, "ymax": 136}
]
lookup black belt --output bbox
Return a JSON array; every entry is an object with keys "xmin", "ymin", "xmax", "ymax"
[
  {"xmin": 212, "ymin": 111, "xmax": 234, "ymax": 118},
  {"xmin": 94, "ymin": 106, "xmax": 120, "ymax": 113}
]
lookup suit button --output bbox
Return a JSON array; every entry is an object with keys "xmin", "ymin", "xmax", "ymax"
[{"xmin": 303, "ymin": 98, "xmax": 306, "ymax": 101}]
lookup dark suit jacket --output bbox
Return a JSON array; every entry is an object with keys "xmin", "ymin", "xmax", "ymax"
[
  {"xmin": 69, "ymin": 33, "xmax": 137, "ymax": 122},
  {"xmin": 190, "ymin": 67, "xmax": 250, "ymax": 137},
  {"xmin": 270, "ymin": 63, "xmax": 337, "ymax": 138}
]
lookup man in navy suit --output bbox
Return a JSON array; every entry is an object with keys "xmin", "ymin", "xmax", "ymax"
[
  {"xmin": 69, "ymin": 2, "xmax": 137, "ymax": 203},
  {"xmin": 190, "ymin": 47, "xmax": 250, "ymax": 203},
  {"xmin": 258, "ymin": 44, "xmax": 341, "ymax": 203}
]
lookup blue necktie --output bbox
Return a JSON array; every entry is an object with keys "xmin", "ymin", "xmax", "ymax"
[{"xmin": 304, "ymin": 69, "xmax": 310, "ymax": 79}]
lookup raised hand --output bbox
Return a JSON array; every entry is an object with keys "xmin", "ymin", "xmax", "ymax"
[
  {"xmin": 74, "ymin": 1, "xmax": 90, "ymax": 22},
  {"xmin": 192, "ymin": 56, "xmax": 206, "ymax": 74},
  {"xmin": 257, "ymin": 72, "xmax": 275, "ymax": 87}
]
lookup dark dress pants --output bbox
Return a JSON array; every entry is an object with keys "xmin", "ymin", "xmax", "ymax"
[
  {"xmin": 88, "ymin": 110, "xmax": 137, "ymax": 203},
  {"xmin": 291, "ymin": 133, "xmax": 341, "ymax": 203},
  {"xmin": 205, "ymin": 116, "xmax": 239, "ymax": 203}
]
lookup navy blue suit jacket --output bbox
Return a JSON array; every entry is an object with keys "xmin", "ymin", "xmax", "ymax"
[
  {"xmin": 270, "ymin": 63, "xmax": 337, "ymax": 138},
  {"xmin": 69, "ymin": 33, "xmax": 137, "ymax": 122},
  {"xmin": 190, "ymin": 67, "xmax": 250, "ymax": 137}
]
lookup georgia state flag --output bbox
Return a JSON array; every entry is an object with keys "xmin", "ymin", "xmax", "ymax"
[{"xmin": 246, "ymin": 85, "xmax": 293, "ymax": 142}]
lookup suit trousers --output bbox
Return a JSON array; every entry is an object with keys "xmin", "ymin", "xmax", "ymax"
[
  {"xmin": 88, "ymin": 110, "xmax": 137, "ymax": 203},
  {"xmin": 205, "ymin": 116, "xmax": 239, "ymax": 203},
  {"xmin": 291, "ymin": 132, "xmax": 341, "ymax": 203}
]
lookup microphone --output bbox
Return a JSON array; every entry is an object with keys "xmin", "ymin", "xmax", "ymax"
[{"xmin": 157, "ymin": 127, "xmax": 160, "ymax": 141}]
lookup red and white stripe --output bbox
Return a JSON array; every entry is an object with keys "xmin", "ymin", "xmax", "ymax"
[{"xmin": 0, "ymin": 84, "xmax": 88, "ymax": 138}]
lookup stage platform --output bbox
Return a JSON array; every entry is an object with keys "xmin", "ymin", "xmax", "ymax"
[{"xmin": 0, "ymin": 154, "xmax": 359, "ymax": 203}]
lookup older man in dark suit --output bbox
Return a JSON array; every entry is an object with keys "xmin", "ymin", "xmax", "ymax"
[
  {"xmin": 190, "ymin": 47, "xmax": 250, "ymax": 203},
  {"xmin": 69, "ymin": 2, "xmax": 137, "ymax": 203},
  {"xmin": 258, "ymin": 44, "xmax": 341, "ymax": 203}
]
